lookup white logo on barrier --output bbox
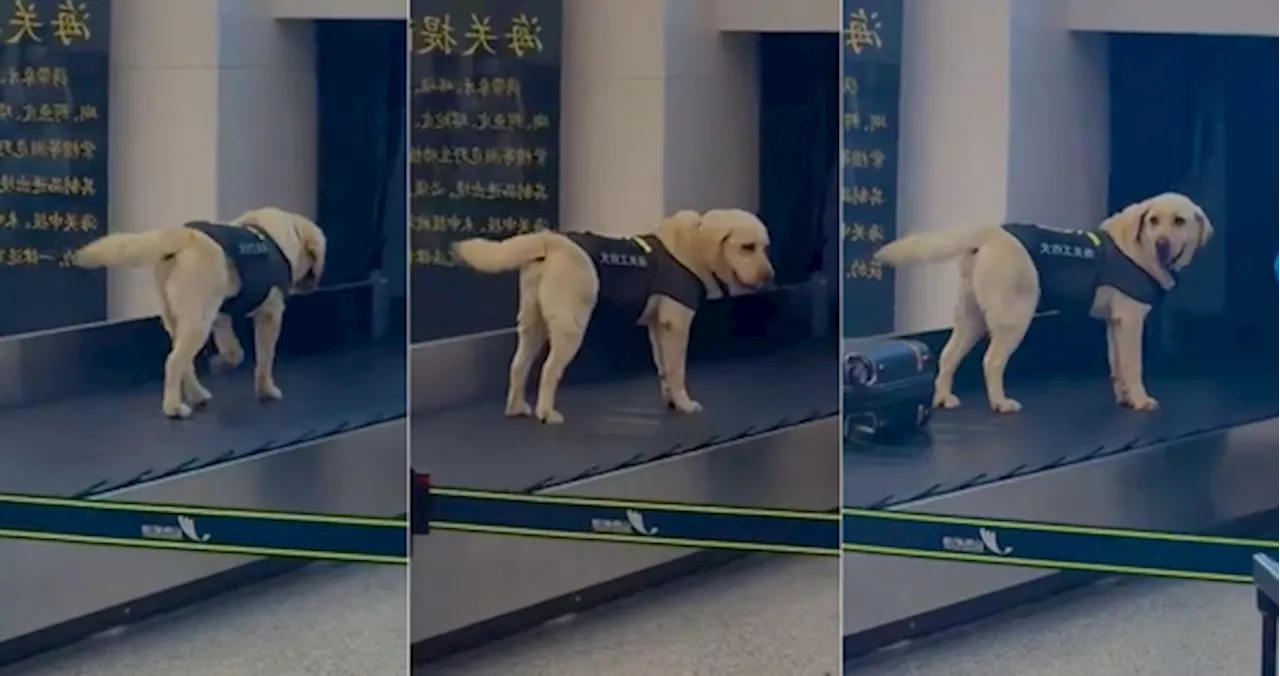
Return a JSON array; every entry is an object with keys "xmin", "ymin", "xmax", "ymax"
[
  {"xmin": 178, "ymin": 515, "xmax": 211, "ymax": 542},
  {"xmin": 979, "ymin": 527, "xmax": 1012, "ymax": 555},
  {"xmin": 942, "ymin": 527, "xmax": 1012, "ymax": 556},
  {"xmin": 141, "ymin": 516, "xmax": 211, "ymax": 543},
  {"xmin": 590, "ymin": 509, "xmax": 659, "ymax": 536}
]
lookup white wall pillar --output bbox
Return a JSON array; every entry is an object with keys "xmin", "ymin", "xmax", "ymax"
[
  {"xmin": 1005, "ymin": 0, "xmax": 1109, "ymax": 229},
  {"xmin": 661, "ymin": 0, "xmax": 759, "ymax": 215},
  {"xmin": 1066, "ymin": 0, "xmax": 1278, "ymax": 36},
  {"xmin": 559, "ymin": 0, "xmax": 667, "ymax": 235},
  {"xmin": 106, "ymin": 0, "xmax": 316, "ymax": 322},
  {"xmin": 108, "ymin": 0, "xmax": 222, "ymax": 321},
  {"xmin": 894, "ymin": 0, "xmax": 1109, "ymax": 333},
  {"xmin": 894, "ymin": 0, "xmax": 1014, "ymax": 333},
  {"xmin": 215, "ymin": 0, "xmax": 317, "ymax": 220},
  {"xmin": 559, "ymin": 0, "xmax": 759, "ymax": 236}
]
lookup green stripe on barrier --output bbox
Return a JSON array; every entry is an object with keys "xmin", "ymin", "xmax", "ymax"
[
  {"xmin": 842, "ymin": 507, "xmax": 1276, "ymax": 582},
  {"xmin": 428, "ymin": 487, "xmax": 840, "ymax": 555},
  {"xmin": 0, "ymin": 492, "xmax": 408, "ymax": 563},
  {"xmin": 431, "ymin": 487, "xmax": 841, "ymax": 520}
]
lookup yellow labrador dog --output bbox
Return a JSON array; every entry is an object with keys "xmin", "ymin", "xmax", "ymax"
[
  {"xmin": 874, "ymin": 192, "xmax": 1211, "ymax": 414},
  {"xmin": 453, "ymin": 208, "xmax": 775, "ymax": 424},
  {"xmin": 73, "ymin": 207, "xmax": 327, "ymax": 419}
]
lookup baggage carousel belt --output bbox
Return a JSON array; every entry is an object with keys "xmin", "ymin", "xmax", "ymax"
[
  {"xmin": 844, "ymin": 360, "xmax": 1277, "ymax": 508},
  {"xmin": 0, "ymin": 340, "xmax": 407, "ymax": 499},
  {"xmin": 413, "ymin": 343, "xmax": 835, "ymax": 492}
]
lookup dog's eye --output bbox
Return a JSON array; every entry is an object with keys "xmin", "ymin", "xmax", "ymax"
[
  {"xmin": 1148, "ymin": 215, "xmax": 1160, "ymax": 225},
  {"xmin": 1173, "ymin": 215, "xmax": 1186, "ymax": 226},
  {"xmin": 741, "ymin": 243, "xmax": 757, "ymax": 253}
]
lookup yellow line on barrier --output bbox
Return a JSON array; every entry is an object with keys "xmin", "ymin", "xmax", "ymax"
[
  {"xmin": 841, "ymin": 543, "xmax": 1253, "ymax": 584},
  {"xmin": 433, "ymin": 488, "xmax": 840, "ymax": 521},
  {"xmin": 0, "ymin": 529, "xmax": 408, "ymax": 564},
  {"xmin": 841, "ymin": 508, "xmax": 1272, "ymax": 547},
  {"xmin": 0, "ymin": 494, "xmax": 406, "ymax": 528},
  {"xmin": 431, "ymin": 521, "xmax": 841, "ymax": 556}
]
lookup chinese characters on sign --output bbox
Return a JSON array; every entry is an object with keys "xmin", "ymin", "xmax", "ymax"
[
  {"xmin": 0, "ymin": 0, "xmax": 108, "ymax": 337},
  {"xmin": 410, "ymin": 0, "xmax": 562, "ymax": 341},
  {"xmin": 841, "ymin": 0, "xmax": 902, "ymax": 338}
]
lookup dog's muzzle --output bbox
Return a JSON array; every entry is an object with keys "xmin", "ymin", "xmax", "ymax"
[{"xmin": 743, "ymin": 267, "xmax": 775, "ymax": 291}]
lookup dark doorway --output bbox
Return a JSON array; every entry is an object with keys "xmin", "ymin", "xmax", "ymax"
[
  {"xmin": 758, "ymin": 32, "xmax": 840, "ymax": 329},
  {"xmin": 1108, "ymin": 33, "xmax": 1277, "ymax": 362},
  {"xmin": 314, "ymin": 20, "xmax": 407, "ymax": 305}
]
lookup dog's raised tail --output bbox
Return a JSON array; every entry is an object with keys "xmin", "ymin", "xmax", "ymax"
[
  {"xmin": 72, "ymin": 229, "xmax": 194, "ymax": 269},
  {"xmin": 874, "ymin": 227, "xmax": 995, "ymax": 266},
  {"xmin": 452, "ymin": 232, "xmax": 559, "ymax": 274}
]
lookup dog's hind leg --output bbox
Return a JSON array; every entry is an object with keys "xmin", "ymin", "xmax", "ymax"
[
  {"xmin": 506, "ymin": 272, "xmax": 548, "ymax": 417},
  {"xmin": 534, "ymin": 312, "xmax": 587, "ymax": 424},
  {"xmin": 161, "ymin": 305, "xmax": 217, "ymax": 419},
  {"xmin": 529, "ymin": 256, "xmax": 593, "ymax": 425},
  {"xmin": 155, "ymin": 265, "xmax": 212, "ymax": 408},
  {"xmin": 209, "ymin": 313, "xmax": 245, "ymax": 373},
  {"xmin": 530, "ymin": 248, "xmax": 598, "ymax": 424},
  {"xmin": 181, "ymin": 351, "xmax": 213, "ymax": 408},
  {"xmin": 972, "ymin": 246, "xmax": 1038, "ymax": 414},
  {"xmin": 934, "ymin": 263, "xmax": 986, "ymax": 409},
  {"xmin": 979, "ymin": 314, "xmax": 1032, "ymax": 413}
]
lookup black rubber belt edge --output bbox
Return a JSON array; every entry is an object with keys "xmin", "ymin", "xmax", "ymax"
[
  {"xmin": 860, "ymin": 411, "xmax": 1277, "ymax": 510},
  {"xmin": 519, "ymin": 407, "xmax": 838, "ymax": 495},
  {"xmin": 69, "ymin": 409, "xmax": 405, "ymax": 499}
]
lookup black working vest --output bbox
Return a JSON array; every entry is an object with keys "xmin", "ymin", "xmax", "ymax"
[
  {"xmin": 564, "ymin": 232, "xmax": 706, "ymax": 321},
  {"xmin": 185, "ymin": 221, "xmax": 292, "ymax": 317},
  {"xmin": 1002, "ymin": 223, "xmax": 1167, "ymax": 314}
]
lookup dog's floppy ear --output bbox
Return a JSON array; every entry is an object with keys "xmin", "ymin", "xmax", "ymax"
[
  {"xmin": 1103, "ymin": 200, "xmax": 1147, "ymax": 243},
  {"xmin": 691, "ymin": 210, "xmax": 737, "ymax": 264},
  {"xmin": 293, "ymin": 215, "xmax": 327, "ymax": 283},
  {"xmin": 1172, "ymin": 207, "xmax": 1213, "ymax": 270},
  {"xmin": 1194, "ymin": 208, "xmax": 1213, "ymax": 247}
]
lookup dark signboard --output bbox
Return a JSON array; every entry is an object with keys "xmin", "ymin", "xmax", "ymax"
[
  {"xmin": 409, "ymin": 0, "xmax": 562, "ymax": 342},
  {"xmin": 0, "ymin": 0, "xmax": 109, "ymax": 337},
  {"xmin": 841, "ymin": 0, "xmax": 902, "ymax": 338}
]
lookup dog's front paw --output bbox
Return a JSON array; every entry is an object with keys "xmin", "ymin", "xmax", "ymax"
[
  {"xmin": 535, "ymin": 406, "xmax": 564, "ymax": 424},
  {"xmin": 1125, "ymin": 394, "xmax": 1159, "ymax": 411},
  {"xmin": 164, "ymin": 401, "xmax": 193, "ymax": 419},
  {"xmin": 671, "ymin": 397, "xmax": 703, "ymax": 414},
  {"xmin": 256, "ymin": 381, "xmax": 283, "ymax": 402},
  {"xmin": 505, "ymin": 399, "xmax": 532, "ymax": 417},
  {"xmin": 989, "ymin": 398, "xmax": 1022, "ymax": 414},
  {"xmin": 933, "ymin": 392, "xmax": 961, "ymax": 409}
]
